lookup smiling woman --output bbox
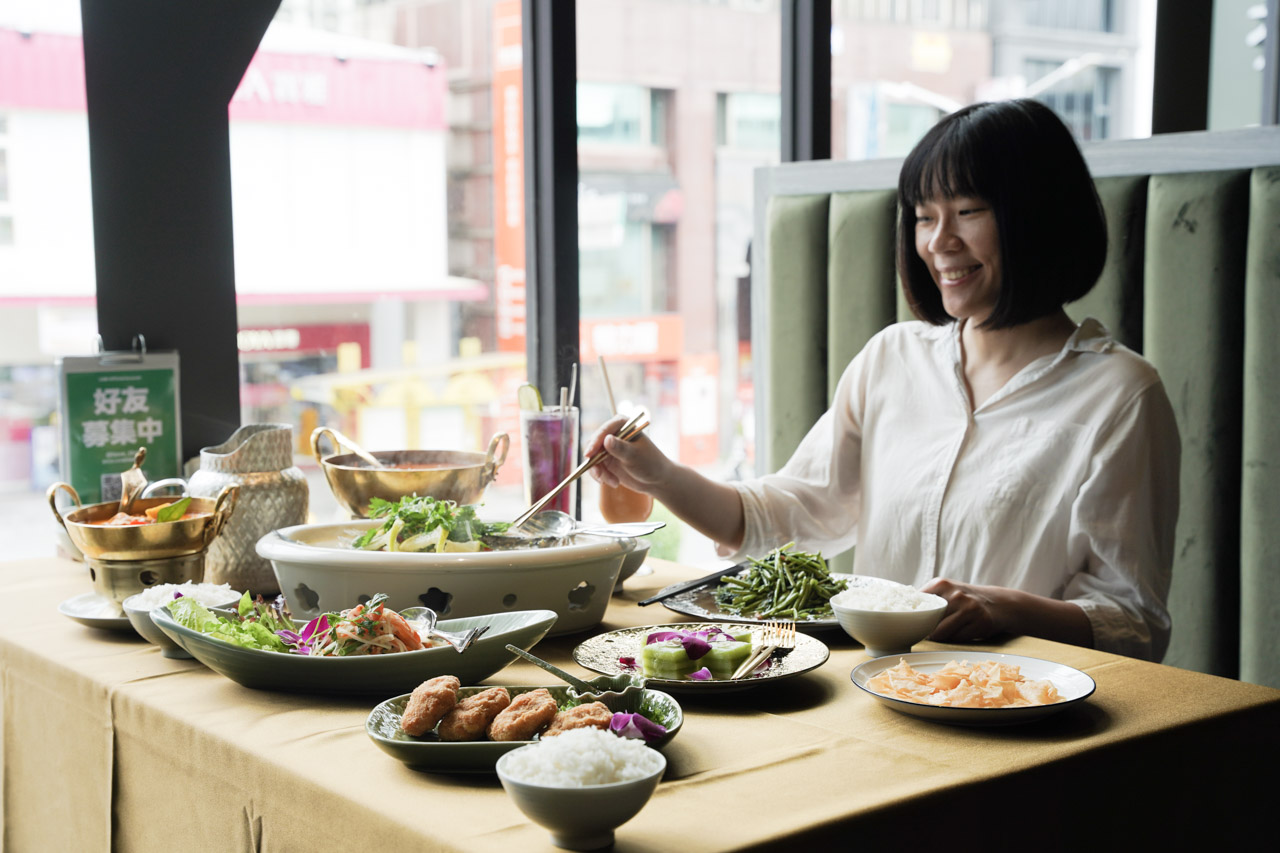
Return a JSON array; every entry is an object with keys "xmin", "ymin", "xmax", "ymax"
[{"xmin": 584, "ymin": 99, "xmax": 1181, "ymax": 663}]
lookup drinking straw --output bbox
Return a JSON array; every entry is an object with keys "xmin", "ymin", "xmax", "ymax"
[{"xmin": 598, "ymin": 355, "xmax": 618, "ymax": 415}]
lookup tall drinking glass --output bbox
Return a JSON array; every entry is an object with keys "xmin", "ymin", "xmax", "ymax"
[{"xmin": 519, "ymin": 407, "xmax": 579, "ymax": 514}]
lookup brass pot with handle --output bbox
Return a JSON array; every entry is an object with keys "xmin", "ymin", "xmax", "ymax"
[
  {"xmin": 311, "ymin": 427, "xmax": 509, "ymax": 518},
  {"xmin": 48, "ymin": 483, "xmax": 239, "ymax": 604}
]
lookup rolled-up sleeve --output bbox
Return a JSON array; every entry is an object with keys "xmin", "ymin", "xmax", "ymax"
[{"xmin": 718, "ymin": 351, "xmax": 868, "ymax": 563}]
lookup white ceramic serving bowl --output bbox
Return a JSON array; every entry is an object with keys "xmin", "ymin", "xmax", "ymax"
[
  {"xmin": 122, "ymin": 587, "xmax": 242, "ymax": 659},
  {"xmin": 829, "ymin": 576, "xmax": 948, "ymax": 658},
  {"xmin": 496, "ymin": 741, "xmax": 666, "ymax": 851},
  {"xmin": 256, "ymin": 520, "xmax": 635, "ymax": 636},
  {"xmin": 614, "ymin": 538, "xmax": 651, "ymax": 590}
]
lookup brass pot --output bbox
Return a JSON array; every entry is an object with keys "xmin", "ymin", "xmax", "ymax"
[
  {"xmin": 48, "ymin": 483, "xmax": 239, "ymax": 561},
  {"xmin": 311, "ymin": 427, "xmax": 509, "ymax": 518}
]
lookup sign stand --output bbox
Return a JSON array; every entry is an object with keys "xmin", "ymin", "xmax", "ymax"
[{"xmin": 56, "ymin": 335, "xmax": 183, "ymax": 505}]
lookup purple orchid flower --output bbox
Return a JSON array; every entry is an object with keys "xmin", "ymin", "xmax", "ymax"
[
  {"xmin": 277, "ymin": 614, "xmax": 330, "ymax": 655},
  {"xmin": 687, "ymin": 667, "xmax": 713, "ymax": 680},
  {"xmin": 609, "ymin": 712, "xmax": 667, "ymax": 744}
]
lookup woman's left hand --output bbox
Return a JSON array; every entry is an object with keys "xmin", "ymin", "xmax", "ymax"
[
  {"xmin": 919, "ymin": 578, "xmax": 1013, "ymax": 643},
  {"xmin": 920, "ymin": 577, "xmax": 1095, "ymax": 648}
]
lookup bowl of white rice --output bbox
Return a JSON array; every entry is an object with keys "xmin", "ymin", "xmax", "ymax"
[
  {"xmin": 830, "ymin": 577, "xmax": 947, "ymax": 658},
  {"xmin": 122, "ymin": 582, "xmax": 242, "ymax": 659},
  {"xmin": 496, "ymin": 727, "xmax": 666, "ymax": 851}
]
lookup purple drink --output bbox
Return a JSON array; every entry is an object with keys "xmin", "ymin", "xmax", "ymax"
[{"xmin": 519, "ymin": 408, "xmax": 579, "ymax": 513}]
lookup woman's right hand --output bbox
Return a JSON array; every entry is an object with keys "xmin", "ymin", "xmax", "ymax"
[
  {"xmin": 586, "ymin": 412, "xmax": 747, "ymax": 550},
  {"xmin": 585, "ymin": 413, "xmax": 670, "ymax": 495}
]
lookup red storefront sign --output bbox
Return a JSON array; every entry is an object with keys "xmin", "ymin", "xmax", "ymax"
[{"xmin": 237, "ymin": 323, "xmax": 371, "ymax": 367}]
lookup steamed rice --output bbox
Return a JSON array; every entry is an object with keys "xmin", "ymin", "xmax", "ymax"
[
  {"xmin": 834, "ymin": 582, "xmax": 942, "ymax": 612},
  {"xmin": 501, "ymin": 728, "xmax": 663, "ymax": 786},
  {"xmin": 127, "ymin": 582, "xmax": 239, "ymax": 611}
]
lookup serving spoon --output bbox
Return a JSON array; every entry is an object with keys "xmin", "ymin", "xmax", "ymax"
[
  {"xmin": 399, "ymin": 606, "xmax": 488, "ymax": 654},
  {"xmin": 315, "ymin": 426, "xmax": 385, "ymax": 469},
  {"xmin": 518, "ymin": 510, "xmax": 665, "ymax": 540},
  {"xmin": 118, "ymin": 447, "xmax": 149, "ymax": 514}
]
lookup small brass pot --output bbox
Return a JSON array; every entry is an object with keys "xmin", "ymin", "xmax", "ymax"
[
  {"xmin": 48, "ymin": 483, "xmax": 239, "ymax": 562},
  {"xmin": 311, "ymin": 427, "xmax": 509, "ymax": 518}
]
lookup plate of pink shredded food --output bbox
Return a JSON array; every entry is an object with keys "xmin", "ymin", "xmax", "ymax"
[{"xmin": 851, "ymin": 651, "xmax": 1096, "ymax": 726}]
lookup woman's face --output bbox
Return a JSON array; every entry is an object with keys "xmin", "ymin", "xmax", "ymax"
[{"xmin": 913, "ymin": 195, "xmax": 1002, "ymax": 324}]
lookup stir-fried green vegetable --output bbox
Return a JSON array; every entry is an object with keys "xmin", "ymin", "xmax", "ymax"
[
  {"xmin": 352, "ymin": 495, "xmax": 511, "ymax": 552},
  {"xmin": 715, "ymin": 543, "xmax": 847, "ymax": 621}
]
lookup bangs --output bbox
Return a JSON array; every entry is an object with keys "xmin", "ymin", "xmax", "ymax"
[{"xmin": 899, "ymin": 122, "xmax": 986, "ymax": 206}]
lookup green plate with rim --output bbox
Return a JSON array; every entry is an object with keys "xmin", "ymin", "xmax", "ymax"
[
  {"xmin": 366, "ymin": 679, "xmax": 682, "ymax": 774},
  {"xmin": 150, "ymin": 606, "xmax": 558, "ymax": 695}
]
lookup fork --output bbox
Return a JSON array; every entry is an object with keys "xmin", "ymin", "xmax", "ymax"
[{"xmin": 731, "ymin": 620, "xmax": 796, "ymax": 679}]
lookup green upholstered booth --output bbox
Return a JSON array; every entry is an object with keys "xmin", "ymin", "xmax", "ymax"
[{"xmin": 751, "ymin": 126, "xmax": 1280, "ymax": 687}]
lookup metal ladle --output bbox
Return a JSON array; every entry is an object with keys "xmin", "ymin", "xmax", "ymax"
[
  {"xmin": 324, "ymin": 427, "xmax": 385, "ymax": 470},
  {"xmin": 518, "ymin": 510, "xmax": 665, "ymax": 540},
  {"xmin": 399, "ymin": 606, "xmax": 488, "ymax": 653},
  {"xmin": 118, "ymin": 447, "xmax": 149, "ymax": 514}
]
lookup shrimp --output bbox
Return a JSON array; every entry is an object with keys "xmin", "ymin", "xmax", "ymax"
[{"xmin": 384, "ymin": 611, "xmax": 424, "ymax": 651}]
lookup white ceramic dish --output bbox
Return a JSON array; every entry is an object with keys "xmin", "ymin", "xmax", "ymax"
[
  {"xmin": 123, "ymin": 589, "xmax": 243, "ymax": 659},
  {"xmin": 58, "ymin": 592, "xmax": 132, "ymax": 631},
  {"xmin": 614, "ymin": 538, "xmax": 650, "ymax": 590},
  {"xmin": 497, "ymin": 736, "xmax": 666, "ymax": 851},
  {"xmin": 256, "ymin": 520, "xmax": 634, "ymax": 636},
  {"xmin": 829, "ymin": 577, "xmax": 947, "ymax": 657},
  {"xmin": 850, "ymin": 651, "xmax": 1097, "ymax": 726}
]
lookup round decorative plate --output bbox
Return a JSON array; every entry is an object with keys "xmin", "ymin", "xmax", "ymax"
[
  {"xmin": 59, "ymin": 592, "xmax": 134, "ymax": 632},
  {"xmin": 573, "ymin": 622, "xmax": 830, "ymax": 693},
  {"xmin": 659, "ymin": 573, "xmax": 856, "ymax": 631},
  {"xmin": 850, "ymin": 651, "xmax": 1097, "ymax": 726}
]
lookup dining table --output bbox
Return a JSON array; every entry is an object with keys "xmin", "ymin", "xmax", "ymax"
[{"xmin": 3, "ymin": 552, "xmax": 1277, "ymax": 852}]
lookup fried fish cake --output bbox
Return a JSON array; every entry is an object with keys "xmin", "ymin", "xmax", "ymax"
[
  {"xmin": 399, "ymin": 675, "xmax": 461, "ymax": 737},
  {"xmin": 487, "ymin": 688, "xmax": 559, "ymax": 742},
  {"xmin": 542, "ymin": 701, "xmax": 613, "ymax": 738},
  {"xmin": 437, "ymin": 686, "xmax": 511, "ymax": 742}
]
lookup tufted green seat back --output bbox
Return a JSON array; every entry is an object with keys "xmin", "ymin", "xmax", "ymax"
[{"xmin": 752, "ymin": 128, "xmax": 1280, "ymax": 687}]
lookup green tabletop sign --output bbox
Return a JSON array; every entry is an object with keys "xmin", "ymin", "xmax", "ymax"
[{"xmin": 58, "ymin": 350, "xmax": 182, "ymax": 505}]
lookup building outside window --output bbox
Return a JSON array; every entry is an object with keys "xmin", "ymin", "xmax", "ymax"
[{"xmin": 5, "ymin": 0, "xmax": 1272, "ymax": 566}]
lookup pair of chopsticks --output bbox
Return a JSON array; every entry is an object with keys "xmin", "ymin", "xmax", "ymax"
[{"xmin": 511, "ymin": 411, "xmax": 649, "ymax": 529}]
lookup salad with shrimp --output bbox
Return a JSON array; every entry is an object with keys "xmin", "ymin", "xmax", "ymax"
[
  {"xmin": 168, "ymin": 591, "xmax": 437, "ymax": 656},
  {"xmin": 285, "ymin": 594, "xmax": 433, "ymax": 656},
  {"xmin": 352, "ymin": 495, "xmax": 510, "ymax": 553}
]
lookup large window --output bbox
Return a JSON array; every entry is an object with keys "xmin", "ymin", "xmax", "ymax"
[
  {"xmin": 5, "ymin": 0, "xmax": 1275, "ymax": 570},
  {"xmin": 0, "ymin": 4, "xmax": 96, "ymax": 558}
]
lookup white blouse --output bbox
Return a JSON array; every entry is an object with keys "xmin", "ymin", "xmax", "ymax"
[{"xmin": 726, "ymin": 318, "xmax": 1181, "ymax": 661}]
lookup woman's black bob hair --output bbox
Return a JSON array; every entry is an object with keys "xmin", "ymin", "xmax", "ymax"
[{"xmin": 896, "ymin": 99, "xmax": 1108, "ymax": 329}]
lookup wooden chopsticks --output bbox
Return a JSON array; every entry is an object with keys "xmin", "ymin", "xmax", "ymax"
[{"xmin": 511, "ymin": 411, "xmax": 649, "ymax": 529}]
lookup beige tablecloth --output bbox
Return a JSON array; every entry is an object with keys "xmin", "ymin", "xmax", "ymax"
[{"xmin": 2, "ymin": 555, "xmax": 1278, "ymax": 852}]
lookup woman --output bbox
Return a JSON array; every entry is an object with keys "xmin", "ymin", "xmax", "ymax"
[{"xmin": 586, "ymin": 99, "xmax": 1180, "ymax": 662}]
